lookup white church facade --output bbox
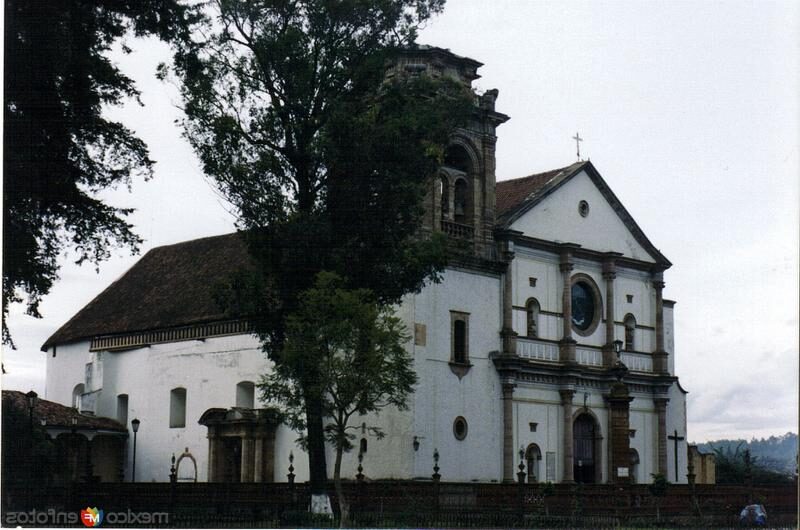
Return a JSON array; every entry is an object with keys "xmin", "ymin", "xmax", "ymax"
[{"xmin": 42, "ymin": 47, "xmax": 689, "ymax": 486}]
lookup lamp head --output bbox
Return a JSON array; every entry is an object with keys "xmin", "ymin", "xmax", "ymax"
[
  {"xmin": 131, "ymin": 418, "xmax": 141, "ymax": 433},
  {"xmin": 25, "ymin": 390, "xmax": 38, "ymax": 410},
  {"xmin": 613, "ymin": 339, "xmax": 623, "ymax": 354}
]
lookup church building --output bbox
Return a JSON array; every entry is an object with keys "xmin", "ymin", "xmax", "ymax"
[{"xmin": 41, "ymin": 46, "xmax": 689, "ymax": 486}]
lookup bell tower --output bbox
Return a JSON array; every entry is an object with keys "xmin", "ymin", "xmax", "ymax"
[{"xmin": 390, "ymin": 46, "xmax": 509, "ymax": 260}]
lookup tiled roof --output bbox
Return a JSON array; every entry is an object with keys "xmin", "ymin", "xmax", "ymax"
[
  {"xmin": 496, "ymin": 162, "xmax": 586, "ymax": 218},
  {"xmin": 42, "ymin": 233, "xmax": 255, "ymax": 350},
  {"xmin": 2, "ymin": 390, "xmax": 126, "ymax": 432}
]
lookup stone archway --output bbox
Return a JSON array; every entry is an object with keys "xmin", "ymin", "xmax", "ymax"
[
  {"xmin": 199, "ymin": 407, "xmax": 281, "ymax": 483},
  {"xmin": 573, "ymin": 413, "xmax": 602, "ymax": 483}
]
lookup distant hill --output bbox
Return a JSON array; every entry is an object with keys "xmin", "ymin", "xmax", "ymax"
[{"xmin": 695, "ymin": 432, "xmax": 797, "ymax": 476}]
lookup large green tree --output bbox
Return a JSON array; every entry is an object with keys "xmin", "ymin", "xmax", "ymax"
[
  {"xmin": 3, "ymin": 0, "xmax": 196, "ymax": 345},
  {"xmin": 261, "ymin": 272, "xmax": 417, "ymax": 525},
  {"xmin": 168, "ymin": 0, "xmax": 471, "ymax": 496}
]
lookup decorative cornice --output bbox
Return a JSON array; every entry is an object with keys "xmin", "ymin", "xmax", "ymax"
[
  {"xmin": 506, "ymin": 234, "xmax": 666, "ymax": 272},
  {"xmin": 90, "ymin": 320, "xmax": 252, "ymax": 352}
]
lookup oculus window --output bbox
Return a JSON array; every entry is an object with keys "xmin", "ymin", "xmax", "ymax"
[{"xmin": 570, "ymin": 275, "xmax": 602, "ymax": 336}]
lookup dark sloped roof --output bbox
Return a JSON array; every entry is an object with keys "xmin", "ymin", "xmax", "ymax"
[
  {"xmin": 495, "ymin": 162, "xmax": 584, "ymax": 217},
  {"xmin": 3, "ymin": 390, "xmax": 126, "ymax": 431},
  {"xmin": 42, "ymin": 233, "xmax": 254, "ymax": 350}
]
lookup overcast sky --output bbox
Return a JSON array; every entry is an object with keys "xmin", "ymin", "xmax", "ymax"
[{"xmin": 3, "ymin": 0, "xmax": 798, "ymax": 443}]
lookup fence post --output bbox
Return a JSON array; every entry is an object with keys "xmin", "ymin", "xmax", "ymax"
[
  {"xmin": 287, "ymin": 451, "xmax": 296, "ymax": 511},
  {"xmin": 517, "ymin": 448, "xmax": 526, "ymax": 524},
  {"xmin": 169, "ymin": 454, "xmax": 177, "ymax": 515},
  {"xmin": 432, "ymin": 449, "xmax": 441, "ymax": 518}
]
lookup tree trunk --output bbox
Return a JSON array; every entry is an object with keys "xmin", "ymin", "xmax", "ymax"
[
  {"xmin": 333, "ymin": 445, "xmax": 349, "ymax": 528},
  {"xmin": 305, "ymin": 395, "xmax": 328, "ymax": 494}
]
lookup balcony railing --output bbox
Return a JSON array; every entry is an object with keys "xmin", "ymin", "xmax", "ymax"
[
  {"xmin": 441, "ymin": 220, "xmax": 474, "ymax": 240},
  {"xmin": 620, "ymin": 352, "xmax": 654, "ymax": 373},
  {"xmin": 516, "ymin": 339, "xmax": 654, "ymax": 373},
  {"xmin": 576, "ymin": 346, "xmax": 603, "ymax": 368},
  {"xmin": 516, "ymin": 337, "xmax": 559, "ymax": 362}
]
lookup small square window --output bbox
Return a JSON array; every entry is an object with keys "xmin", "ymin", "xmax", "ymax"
[
  {"xmin": 626, "ymin": 294, "xmax": 634, "ymax": 303},
  {"xmin": 529, "ymin": 422, "xmax": 538, "ymax": 432},
  {"xmin": 629, "ymin": 429, "xmax": 636, "ymax": 438},
  {"xmin": 529, "ymin": 277, "xmax": 537, "ymax": 287}
]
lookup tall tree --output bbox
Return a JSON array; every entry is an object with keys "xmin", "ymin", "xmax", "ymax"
[
  {"xmin": 261, "ymin": 272, "xmax": 417, "ymax": 525},
  {"xmin": 168, "ymin": 0, "xmax": 471, "ymax": 498},
  {"xmin": 3, "ymin": 0, "xmax": 196, "ymax": 345}
]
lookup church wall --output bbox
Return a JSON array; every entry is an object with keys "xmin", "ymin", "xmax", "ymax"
[
  {"xmin": 666, "ymin": 383, "xmax": 689, "ymax": 484},
  {"xmin": 509, "ymin": 171, "xmax": 656, "ymax": 263},
  {"xmin": 102, "ymin": 334, "xmax": 269, "ymax": 482},
  {"xmin": 629, "ymin": 398, "xmax": 656, "ymax": 484},
  {"xmin": 510, "ymin": 249, "xmax": 659, "ymax": 355},
  {"xmin": 45, "ymin": 340, "xmax": 92, "ymax": 405},
  {"xmin": 403, "ymin": 267, "xmax": 504, "ymax": 481}
]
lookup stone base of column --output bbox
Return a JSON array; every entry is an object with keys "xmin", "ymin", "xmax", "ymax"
[
  {"xmin": 501, "ymin": 328, "xmax": 518, "ymax": 355},
  {"xmin": 653, "ymin": 350, "xmax": 669, "ymax": 374},
  {"xmin": 559, "ymin": 338, "xmax": 577, "ymax": 364}
]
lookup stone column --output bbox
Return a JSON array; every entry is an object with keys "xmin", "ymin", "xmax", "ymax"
[
  {"xmin": 608, "ymin": 383, "xmax": 634, "ymax": 484},
  {"xmin": 207, "ymin": 433, "xmax": 221, "ymax": 482},
  {"xmin": 559, "ymin": 251, "xmax": 577, "ymax": 363},
  {"xmin": 502, "ymin": 381, "xmax": 516, "ymax": 482},
  {"xmin": 254, "ymin": 438, "xmax": 264, "ymax": 483},
  {"xmin": 654, "ymin": 398, "xmax": 669, "ymax": 476},
  {"xmin": 560, "ymin": 389, "xmax": 576, "ymax": 483},
  {"xmin": 652, "ymin": 272, "xmax": 668, "ymax": 374},
  {"xmin": 602, "ymin": 256, "xmax": 618, "ymax": 367},
  {"xmin": 241, "ymin": 437, "xmax": 255, "ymax": 482},
  {"xmin": 501, "ymin": 243, "xmax": 517, "ymax": 355}
]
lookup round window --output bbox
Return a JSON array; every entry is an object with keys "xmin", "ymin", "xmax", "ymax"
[
  {"xmin": 571, "ymin": 281, "xmax": 595, "ymax": 331},
  {"xmin": 579, "ymin": 200, "xmax": 590, "ymax": 217},
  {"xmin": 453, "ymin": 416, "xmax": 468, "ymax": 441}
]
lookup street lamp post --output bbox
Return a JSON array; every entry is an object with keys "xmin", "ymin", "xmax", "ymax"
[
  {"xmin": 25, "ymin": 390, "xmax": 38, "ymax": 435},
  {"xmin": 131, "ymin": 418, "xmax": 140, "ymax": 482}
]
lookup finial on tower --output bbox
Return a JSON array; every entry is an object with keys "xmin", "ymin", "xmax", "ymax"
[{"xmin": 572, "ymin": 132, "xmax": 583, "ymax": 161}]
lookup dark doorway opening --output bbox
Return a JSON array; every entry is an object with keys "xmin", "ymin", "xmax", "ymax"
[{"xmin": 574, "ymin": 413, "xmax": 597, "ymax": 483}]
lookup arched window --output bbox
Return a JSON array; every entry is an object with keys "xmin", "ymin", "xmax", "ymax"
[
  {"xmin": 624, "ymin": 314, "xmax": 636, "ymax": 350},
  {"xmin": 116, "ymin": 394, "xmax": 129, "ymax": 426},
  {"xmin": 359, "ymin": 438, "xmax": 368, "ymax": 454},
  {"xmin": 170, "ymin": 387, "xmax": 187, "ymax": 428},
  {"xmin": 453, "ymin": 178, "xmax": 469, "ymax": 224},
  {"xmin": 526, "ymin": 298, "xmax": 540, "ymax": 338},
  {"xmin": 439, "ymin": 175, "xmax": 450, "ymax": 221},
  {"xmin": 526, "ymin": 444, "xmax": 542, "ymax": 483},
  {"xmin": 236, "ymin": 381, "xmax": 255, "ymax": 409},
  {"xmin": 72, "ymin": 384, "xmax": 85, "ymax": 410}
]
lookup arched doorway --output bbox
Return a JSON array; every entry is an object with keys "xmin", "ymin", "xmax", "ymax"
[
  {"xmin": 573, "ymin": 413, "xmax": 598, "ymax": 483},
  {"xmin": 525, "ymin": 444, "xmax": 542, "ymax": 483},
  {"xmin": 629, "ymin": 448, "xmax": 640, "ymax": 484}
]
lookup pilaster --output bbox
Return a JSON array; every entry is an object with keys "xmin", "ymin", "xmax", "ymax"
[
  {"xmin": 607, "ymin": 383, "xmax": 634, "ymax": 484},
  {"xmin": 560, "ymin": 389, "xmax": 576, "ymax": 483},
  {"xmin": 559, "ymin": 246, "xmax": 578, "ymax": 363},
  {"xmin": 652, "ymin": 271, "xmax": 669, "ymax": 374},
  {"xmin": 502, "ymin": 381, "xmax": 516, "ymax": 482},
  {"xmin": 654, "ymin": 398, "xmax": 669, "ymax": 476},
  {"xmin": 501, "ymin": 242, "xmax": 517, "ymax": 355},
  {"xmin": 602, "ymin": 254, "xmax": 621, "ymax": 367}
]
